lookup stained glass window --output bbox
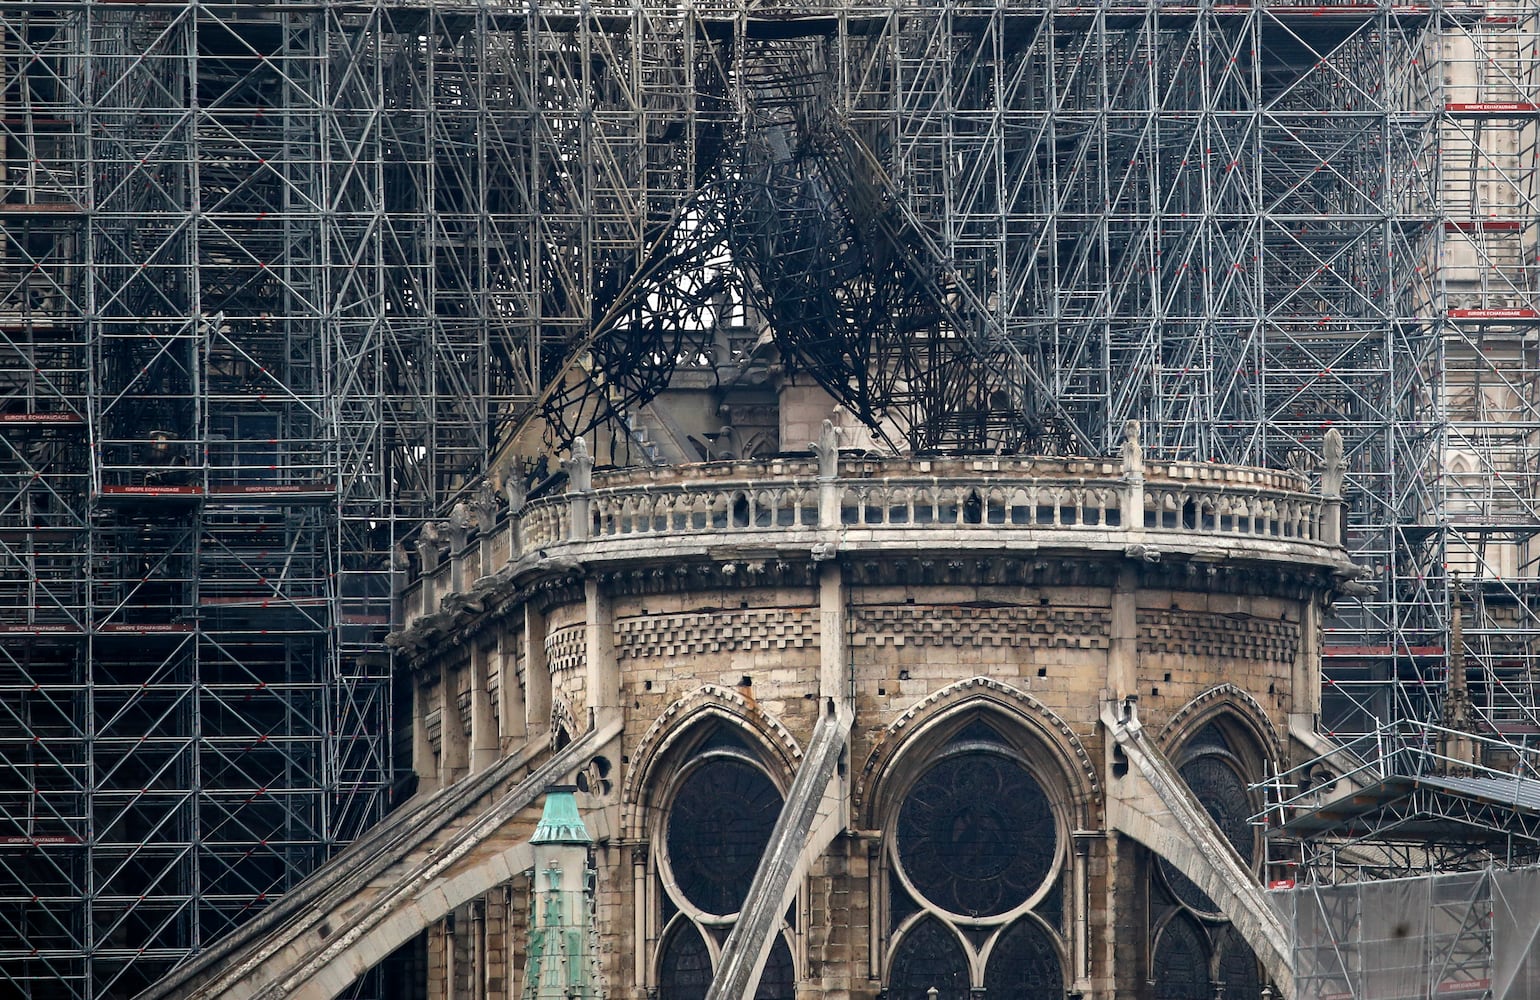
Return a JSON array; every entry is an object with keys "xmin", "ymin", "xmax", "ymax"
[
  {"xmin": 886, "ymin": 917, "xmax": 970, "ymax": 1000},
  {"xmin": 1037, "ymin": 875, "xmax": 1064, "ymax": 932},
  {"xmin": 1159, "ymin": 750, "xmax": 1255, "ymax": 915},
  {"xmin": 890, "ymin": 867, "xmax": 920, "ymax": 932},
  {"xmin": 1153, "ymin": 914, "xmax": 1211, "ymax": 1000},
  {"xmin": 1213, "ymin": 925, "xmax": 1261, "ymax": 999},
  {"xmin": 895, "ymin": 747, "xmax": 1056, "ymax": 916},
  {"xmin": 666, "ymin": 755, "xmax": 783, "ymax": 916},
  {"xmin": 1188, "ymin": 722, "xmax": 1228, "ymax": 752},
  {"xmin": 1180, "ymin": 754, "xmax": 1255, "ymax": 863},
  {"xmin": 658, "ymin": 922, "xmax": 712, "ymax": 1000},
  {"xmin": 753, "ymin": 934, "xmax": 796, "ymax": 1000},
  {"xmin": 983, "ymin": 918, "xmax": 1064, "ymax": 998},
  {"xmin": 1158, "ymin": 858, "xmax": 1217, "ymax": 915}
]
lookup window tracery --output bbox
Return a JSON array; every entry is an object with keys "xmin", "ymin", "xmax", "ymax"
[
  {"xmin": 657, "ymin": 921, "xmax": 712, "ymax": 1000},
  {"xmin": 983, "ymin": 917, "xmax": 1065, "ymax": 997},
  {"xmin": 882, "ymin": 716, "xmax": 1068, "ymax": 999},
  {"xmin": 1150, "ymin": 717, "xmax": 1266, "ymax": 996},
  {"xmin": 665, "ymin": 754, "xmax": 781, "ymax": 917},
  {"xmin": 652, "ymin": 724, "xmax": 795, "ymax": 1000},
  {"xmin": 754, "ymin": 936, "xmax": 796, "ymax": 1000},
  {"xmin": 895, "ymin": 745, "xmax": 1056, "ymax": 917},
  {"xmin": 1153, "ymin": 914, "xmax": 1211, "ymax": 1000},
  {"xmin": 1157, "ymin": 724, "xmax": 1259, "ymax": 916},
  {"xmin": 886, "ymin": 917, "xmax": 970, "ymax": 1000},
  {"xmin": 1213, "ymin": 925, "xmax": 1262, "ymax": 998}
]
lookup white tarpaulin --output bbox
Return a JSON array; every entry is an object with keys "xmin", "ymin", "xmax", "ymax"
[
  {"xmin": 1492, "ymin": 868, "xmax": 1540, "ymax": 999},
  {"xmin": 1283, "ymin": 867, "xmax": 1540, "ymax": 1000}
]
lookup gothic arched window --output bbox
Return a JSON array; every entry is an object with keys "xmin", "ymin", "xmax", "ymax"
[
  {"xmin": 1150, "ymin": 719, "xmax": 1264, "ymax": 994},
  {"xmin": 754, "ymin": 936, "xmax": 796, "ymax": 1000},
  {"xmin": 654, "ymin": 726, "xmax": 795, "ymax": 1000},
  {"xmin": 1153, "ymin": 914, "xmax": 1211, "ymax": 1000},
  {"xmin": 883, "ymin": 717, "xmax": 1067, "ymax": 999},
  {"xmin": 886, "ymin": 917, "xmax": 970, "ymax": 1000},
  {"xmin": 895, "ymin": 744, "xmax": 1056, "ymax": 917},
  {"xmin": 1157, "ymin": 724, "xmax": 1259, "ymax": 917},
  {"xmin": 657, "ymin": 921, "xmax": 712, "ymax": 1000},
  {"xmin": 1213, "ymin": 925, "xmax": 1262, "ymax": 998},
  {"xmin": 665, "ymin": 754, "xmax": 781, "ymax": 917},
  {"xmin": 984, "ymin": 918, "xmax": 1066, "ymax": 997}
]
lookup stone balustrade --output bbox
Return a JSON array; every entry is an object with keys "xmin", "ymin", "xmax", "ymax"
[{"xmin": 398, "ymin": 451, "xmax": 1340, "ymax": 630}]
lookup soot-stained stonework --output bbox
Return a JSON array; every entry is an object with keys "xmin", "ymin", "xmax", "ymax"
[{"xmin": 180, "ymin": 452, "xmax": 1350, "ymax": 1000}]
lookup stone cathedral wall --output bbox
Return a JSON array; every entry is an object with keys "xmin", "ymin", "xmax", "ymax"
[{"xmin": 388, "ymin": 451, "xmax": 1348, "ymax": 1000}]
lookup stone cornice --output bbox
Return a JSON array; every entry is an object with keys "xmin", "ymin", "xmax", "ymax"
[
  {"xmin": 390, "ymin": 545, "xmax": 1343, "ymax": 672},
  {"xmin": 390, "ymin": 455, "xmax": 1354, "ymax": 662}
]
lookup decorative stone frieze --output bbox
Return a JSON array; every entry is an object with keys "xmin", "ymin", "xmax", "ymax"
[
  {"xmin": 615, "ymin": 609, "xmax": 817, "ymax": 659},
  {"xmin": 1137, "ymin": 610, "xmax": 1300, "ymax": 665},
  {"xmin": 844, "ymin": 555, "xmax": 1121, "ymax": 589},
  {"xmin": 599, "ymin": 560, "xmax": 819, "ymax": 598},
  {"xmin": 851, "ymin": 606, "xmax": 1113, "ymax": 649},
  {"xmin": 545, "ymin": 624, "xmax": 586, "ymax": 677}
]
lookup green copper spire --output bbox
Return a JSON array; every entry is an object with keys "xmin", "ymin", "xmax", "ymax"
[{"xmin": 530, "ymin": 785, "xmax": 591, "ymax": 845}]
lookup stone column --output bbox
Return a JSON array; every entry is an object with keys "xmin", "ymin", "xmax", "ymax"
[
  {"xmin": 496, "ymin": 631, "xmax": 527, "ymax": 752},
  {"xmin": 1071, "ymin": 831, "xmax": 1100, "ymax": 996},
  {"xmin": 631, "ymin": 844, "xmax": 650, "ymax": 993},
  {"xmin": 1291, "ymin": 598, "xmax": 1321, "ymax": 729},
  {"xmin": 504, "ymin": 472, "xmax": 527, "ymax": 566},
  {"xmin": 418, "ymin": 521, "xmax": 447, "ymax": 619},
  {"xmin": 1320, "ymin": 427, "xmax": 1344, "ymax": 547},
  {"xmin": 819, "ymin": 560, "xmax": 849, "ymax": 715},
  {"xmin": 586, "ymin": 578, "xmax": 619, "ymax": 726},
  {"xmin": 471, "ymin": 901, "xmax": 487, "ymax": 1000},
  {"xmin": 1107, "ymin": 566, "xmax": 1138, "ymax": 702},
  {"xmin": 474, "ymin": 479, "xmax": 499, "ymax": 576},
  {"xmin": 566, "ymin": 437, "xmax": 594, "ymax": 542},
  {"xmin": 1120, "ymin": 419, "xmax": 1145, "ymax": 529},
  {"xmin": 439, "ymin": 660, "xmax": 469, "ymax": 785},
  {"xmin": 470, "ymin": 643, "xmax": 499, "ymax": 773},
  {"xmin": 449, "ymin": 503, "xmax": 473, "ymax": 595},
  {"xmin": 413, "ymin": 677, "xmax": 440, "ymax": 795},
  {"xmin": 524, "ymin": 604, "xmax": 551, "ymax": 736},
  {"xmin": 814, "ymin": 418, "xmax": 840, "ymax": 529}
]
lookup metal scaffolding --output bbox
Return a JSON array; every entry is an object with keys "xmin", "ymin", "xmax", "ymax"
[
  {"xmin": 0, "ymin": 0, "xmax": 1536, "ymax": 997},
  {"xmin": 1260, "ymin": 726, "xmax": 1540, "ymax": 998},
  {"xmin": 701, "ymin": 0, "xmax": 1539, "ymax": 743},
  {"xmin": 1273, "ymin": 866, "xmax": 1540, "ymax": 1000},
  {"xmin": 0, "ymin": 7, "xmax": 401, "ymax": 997}
]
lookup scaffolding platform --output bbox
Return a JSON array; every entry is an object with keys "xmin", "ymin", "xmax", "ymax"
[
  {"xmin": 206, "ymin": 482, "xmax": 335, "ymax": 503},
  {"xmin": 1448, "ymin": 308, "xmax": 1540, "ymax": 321},
  {"xmin": 1278, "ymin": 770, "xmax": 1540, "ymax": 845}
]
